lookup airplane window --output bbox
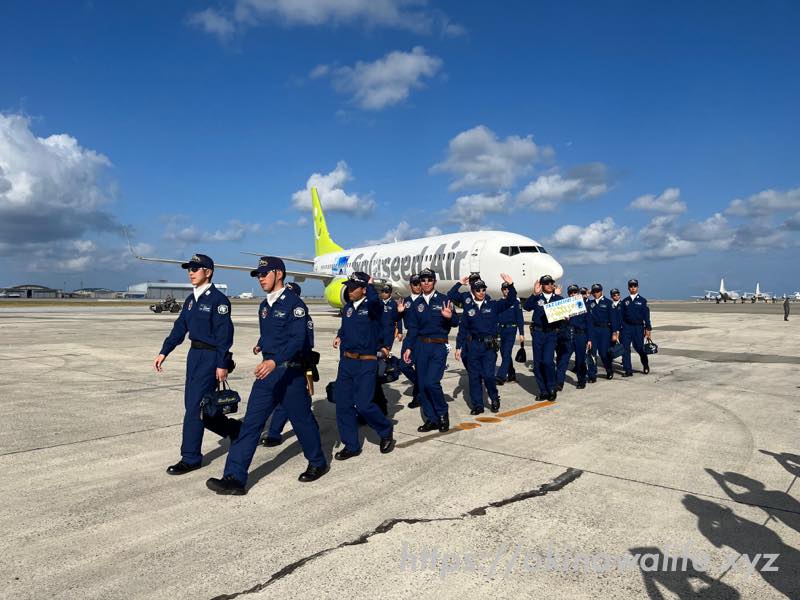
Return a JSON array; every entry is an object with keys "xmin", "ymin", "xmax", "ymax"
[
  {"xmin": 509, "ymin": 247, "xmax": 520, "ymax": 256},
  {"xmin": 500, "ymin": 246, "xmax": 510, "ymax": 256},
  {"xmin": 519, "ymin": 246, "xmax": 538, "ymax": 253},
  {"xmin": 537, "ymin": 246, "xmax": 548, "ymax": 254}
]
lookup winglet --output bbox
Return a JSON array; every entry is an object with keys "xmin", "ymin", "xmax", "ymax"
[
  {"xmin": 312, "ymin": 187, "xmax": 343, "ymax": 257},
  {"xmin": 123, "ymin": 226, "xmax": 141, "ymax": 259}
]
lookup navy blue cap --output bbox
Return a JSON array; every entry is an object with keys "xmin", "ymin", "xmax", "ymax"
[
  {"xmin": 342, "ymin": 271, "xmax": 370, "ymax": 288},
  {"xmin": 250, "ymin": 256, "xmax": 286, "ymax": 277},
  {"xmin": 591, "ymin": 283, "xmax": 603, "ymax": 293},
  {"xmin": 468, "ymin": 272, "xmax": 482, "ymax": 283},
  {"xmin": 409, "ymin": 274, "xmax": 421, "ymax": 285},
  {"xmin": 181, "ymin": 253, "xmax": 214, "ymax": 270},
  {"xmin": 419, "ymin": 268, "xmax": 437, "ymax": 280},
  {"xmin": 628, "ymin": 279, "xmax": 639, "ymax": 287},
  {"xmin": 286, "ymin": 282, "xmax": 302, "ymax": 296},
  {"xmin": 580, "ymin": 287, "xmax": 589, "ymax": 294},
  {"xmin": 610, "ymin": 288, "xmax": 621, "ymax": 295},
  {"xmin": 381, "ymin": 284, "xmax": 392, "ymax": 293},
  {"xmin": 567, "ymin": 284, "xmax": 580, "ymax": 294},
  {"xmin": 539, "ymin": 274, "xmax": 555, "ymax": 285},
  {"xmin": 470, "ymin": 279, "xmax": 487, "ymax": 291}
]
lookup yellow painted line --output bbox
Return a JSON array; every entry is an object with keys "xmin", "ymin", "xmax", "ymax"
[
  {"xmin": 497, "ymin": 401, "xmax": 555, "ymax": 418},
  {"xmin": 475, "ymin": 416, "xmax": 503, "ymax": 423}
]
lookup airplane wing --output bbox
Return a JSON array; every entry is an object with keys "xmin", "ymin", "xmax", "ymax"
[
  {"xmin": 134, "ymin": 255, "xmax": 335, "ymax": 284},
  {"xmin": 240, "ymin": 251, "xmax": 315, "ymax": 266}
]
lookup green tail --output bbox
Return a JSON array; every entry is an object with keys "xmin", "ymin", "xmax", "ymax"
[{"xmin": 312, "ymin": 187, "xmax": 343, "ymax": 257}]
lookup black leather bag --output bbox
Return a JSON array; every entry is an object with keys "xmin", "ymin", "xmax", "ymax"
[
  {"xmin": 514, "ymin": 343, "xmax": 527, "ymax": 363},
  {"xmin": 644, "ymin": 338, "xmax": 659, "ymax": 355},
  {"xmin": 326, "ymin": 381, "xmax": 336, "ymax": 404},
  {"xmin": 378, "ymin": 355, "xmax": 401, "ymax": 384},
  {"xmin": 200, "ymin": 380, "xmax": 241, "ymax": 418},
  {"xmin": 608, "ymin": 342, "xmax": 624, "ymax": 360}
]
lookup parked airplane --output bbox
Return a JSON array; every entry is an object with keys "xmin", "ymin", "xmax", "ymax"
[
  {"xmin": 133, "ymin": 187, "xmax": 564, "ymax": 309},
  {"xmin": 742, "ymin": 282, "xmax": 773, "ymax": 303},
  {"xmin": 702, "ymin": 278, "xmax": 741, "ymax": 303}
]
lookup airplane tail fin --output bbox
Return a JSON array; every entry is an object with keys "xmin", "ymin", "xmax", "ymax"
[
  {"xmin": 756, "ymin": 282, "xmax": 761, "ymax": 295},
  {"xmin": 312, "ymin": 187, "xmax": 343, "ymax": 257},
  {"xmin": 720, "ymin": 278, "xmax": 726, "ymax": 293}
]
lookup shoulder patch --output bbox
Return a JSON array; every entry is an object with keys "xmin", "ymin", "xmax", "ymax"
[
  {"xmin": 205, "ymin": 290, "xmax": 211, "ymax": 296},
  {"xmin": 404, "ymin": 301, "xmax": 411, "ymax": 309},
  {"xmin": 465, "ymin": 297, "xmax": 472, "ymax": 304},
  {"xmin": 307, "ymin": 320, "xmax": 313, "ymax": 329},
  {"xmin": 294, "ymin": 306, "xmax": 306, "ymax": 318},
  {"xmin": 468, "ymin": 309, "xmax": 476, "ymax": 317},
  {"xmin": 217, "ymin": 304, "xmax": 229, "ymax": 315},
  {"xmin": 417, "ymin": 303, "xmax": 425, "ymax": 312}
]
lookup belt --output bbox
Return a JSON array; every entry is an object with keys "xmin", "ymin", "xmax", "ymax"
[
  {"xmin": 498, "ymin": 323, "xmax": 518, "ymax": 328},
  {"xmin": 468, "ymin": 335, "xmax": 496, "ymax": 343},
  {"xmin": 566, "ymin": 328, "xmax": 586, "ymax": 334},
  {"xmin": 191, "ymin": 340, "xmax": 216, "ymax": 350},
  {"xmin": 624, "ymin": 320, "xmax": 643, "ymax": 326},
  {"xmin": 592, "ymin": 323, "xmax": 610, "ymax": 329},
  {"xmin": 420, "ymin": 337, "xmax": 448, "ymax": 344},
  {"xmin": 343, "ymin": 351, "xmax": 377, "ymax": 360},
  {"xmin": 532, "ymin": 326, "xmax": 559, "ymax": 333}
]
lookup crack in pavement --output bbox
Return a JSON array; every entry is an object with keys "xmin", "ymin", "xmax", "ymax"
[{"xmin": 209, "ymin": 468, "xmax": 583, "ymax": 600}]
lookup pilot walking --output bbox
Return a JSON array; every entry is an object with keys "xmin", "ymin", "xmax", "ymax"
[
  {"xmin": 586, "ymin": 283, "xmax": 619, "ymax": 382},
  {"xmin": 206, "ymin": 257, "xmax": 328, "ymax": 495},
  {"xmin": 153, "ymin": 253, "xmax": 240, "ymax": 475},
  {"xmin": 447, "ymin": 273, "xmax": 485, "ymax": 374},
  {"xmin": 397, "ymin": 274, "xmax": 422, "ymax": 408},
  {"xmin": 620, "ymin": 279, "xmax": 652, "ymax": 377},
  {"xmin": 332, "ymin": 272, "xmax": 395, "ymax": 460},
  {"xmin": 523, "ymin": 275, "xmax": 563, "ymax": 401},
  {"xmin": 495, "ymin": 281, "xmax": 525, "ymax": 385},
  {"xmin": 555, "ymin": 285, "xmax": 592, "ymax": 390},
  {"xmin": 373, "ymin": 284, "xmax": 400, "ymax": 415},
  {"xmin": 403, "ymin": 268, "xmax": 458, "ymax": 432},
  {"xmin": 455, "ymin": 275, "xmax": 516, "ymax": 414}
]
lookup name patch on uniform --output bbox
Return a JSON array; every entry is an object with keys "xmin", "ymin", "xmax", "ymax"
[
  {"xmin": 261, "ymin": 307, "xmax": 268, "ymax": 319},
  {"xmin": 199, "ymin": 304, "xmax": 211, "ymax": 313},
  {"xmin": 417, "ymin": 303, "xmax": 425, "ymax": 312},
  {"xmin": 218, "ymin": 305, "xmax": 229, "ymax": 315},
  {"xmin": 468, "ymin": 309, "xmax": 476, "ymax": 316},
  {"xmin": 293, "ymin": 307, "xmax": 306, "ymax": 318},
  {"xmin": 273, "ymin": 310, "xmax": 287, "ymax": 318},
  {"xmin": 357, "ymin": 309, "xmax": 369, "ymax": 316},
  {"xmin": 346, "ymin": 307, "xmax": 354, "ymax": 317},
  {"xmin": 481, "ymin": 307, "xmax": 492, "ymax": 313}
]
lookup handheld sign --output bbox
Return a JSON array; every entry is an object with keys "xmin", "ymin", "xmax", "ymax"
[{"xmin": 544, "ymin": 296, "xmax": 587, "ymax": 323}]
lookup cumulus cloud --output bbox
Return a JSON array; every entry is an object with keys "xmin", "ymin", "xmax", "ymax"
[
  {"xmin": 726, "ymin": 187, "xmax": 800, "ymax": 218},
  {"xmin": 431, "ymin": 125, "xmax": 552, "ymax": 192},
  {"xmin": 442, "ymin": 192, "xmax": 510, "ymax": 230},
  {"xmin": 0, "ymin": 114, "xmax": 122, "ymax": 262},
  {"xmin": 291, "ymin": 161, "xmax": 374, "ymax": 214},
  {"xmin": 188, "ymin": 0, "xmax": 462, "ymax": 39},
  {"xmin": 314, "ymin": 47, "xmax": 442, "ymax": 111},
  {"xmin": 516, "ymin": 163, "xmax": 608, "ymax": 212},
  {"xmin": 629, "ymin": 187, "xmax": 687, "ymax": 214},
  {"xmin": 547, "ymin": 217, "xmax": 630, "ymax": 250},
  {"xmin": 364, "ymin": 221, "xmax": 442, "ymax": 245},
  {"xmin": 164, "ymin": 219, "xmax": 260, "ymax": 244}
]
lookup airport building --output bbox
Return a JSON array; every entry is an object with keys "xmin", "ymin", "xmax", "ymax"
[
  {"xmin": 126, "ymin": 281, "xmax": 229, "ymax": 300},
  {"xmin": 72, "ymin": 288, "xmax": 119, "ymax": 299},
  {"xmin": 0, "ymin": 284, "xmax": 61, "ymax": 299}
]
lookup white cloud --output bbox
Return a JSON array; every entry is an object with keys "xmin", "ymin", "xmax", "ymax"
[
  {"xmin": 638, "ymin": 215, "xmax": 698, "ymax": 258},
  {"xmin": 516, "ymin": 163, "xmax": 608, "ymax": 212},
  {"xmin": 726, "ymin": 187, "xmax": 800, "ymax": 218},
  {"xmin": 424, "ymin": 225, "xmax": 442, "ymax": 236},
  {"xmin": 547, "ymin": 217, "xmax": 630, "ymax": 250},
  {"xmin": 317, "ymin": 47, "xmax": 442, "ymax": 111},
  {"xmin": 431, "ymin": 125, "xmax": 552, "ymax": 192},
  {"xmin": 291, "ymin": 161, "xmax": 374, "ymax": 214},
  {"xmin": 188, "ymin": 0, "xmax": 462, "ymax": 39},
  {"xmin": 629, "ymin": 187, "xmax": 687, "ymax": 214},
  {"xmin": 164, "ymin": 219, "xmax": 261, "ymax": 244},
  {"xmin": 443, "ymin": 192, "xmax": 510, "ymax": 229}
]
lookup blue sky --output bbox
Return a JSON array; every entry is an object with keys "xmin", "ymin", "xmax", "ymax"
[{"xmin": 1, "ymin": 0, "xmax": 798, "ymax": 298}]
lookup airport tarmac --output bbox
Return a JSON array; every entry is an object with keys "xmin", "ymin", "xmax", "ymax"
[{"xmin": 0, "ymin": 302, "xmax": 797, "ymax": 599}]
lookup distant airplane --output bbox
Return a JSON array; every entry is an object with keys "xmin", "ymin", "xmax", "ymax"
[
  {"xmin": 237, "ymin": 292, "xmax": 255, "ymax": 300},
  {"xmin": 701, "ymin": 278, "xmax": 741, "ymax": 303},
  {"xmin": 742, "ymin": 282, "xmax": 773, "ymax": 303},
  {"xmin": 133, "ymin": 187, "xmax": 564, "ymax": 309}
]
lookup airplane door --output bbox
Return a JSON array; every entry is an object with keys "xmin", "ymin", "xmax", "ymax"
[{"xmin": 469, "ymin": 240, "xmax": 485, "ymax": 273}]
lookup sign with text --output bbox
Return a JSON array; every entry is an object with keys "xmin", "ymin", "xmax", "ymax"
[{"xmin": 543, "ymin": 296, "xmax": 587, "ymax": 323}]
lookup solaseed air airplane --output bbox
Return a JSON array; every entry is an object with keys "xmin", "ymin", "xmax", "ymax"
[{"xmin": 135, "ymin": 188, "xmax": 564, "ymax": 309}]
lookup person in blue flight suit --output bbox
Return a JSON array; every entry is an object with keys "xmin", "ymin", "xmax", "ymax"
[
  {"xmin": 331, "ymin": 272, "xmax": 395, "ymax": 460},
  {"xmin": 620, "ymin": 279, "xmax": 653, "ymax": 377},
  {"xmin": 447, "ymin": 273, "xmax": 485, "ymax": 374},
  {"xmin": 555, "ymin": 285, "xmax": 592, "ymax": 390},
  {"xmin": 522, "ymin": 274, "xmax": 563, "ymax": 401},
  {"xmin": 206, "ymin": 257, "xmax": 328, "ymax": 495},
  {"xmin": 495, "ymin": 281, "xmax": 525, "ymax": 385},
  {"xmin": 403, "ymin": 268, "xmax": 458, "ymax": 432},
  {"xmin": 586, "ymin": 283, "xmax": 620, "ymax": 382},
  {"xmin": 259, "ymin": 282, "xmax": 312, "ymax": 447},
  {"xmin": 153, "ymin": 253, "xmax": 239, "ymax": 475},
  {"xmin": 372, "ymin": 283, "xmax": 400, "ymax": 415},
  {"xmin": 454, "ymin": 275, "xmax": 516, "ymax": 414},
  {"xmin": 396, "ymin": 274, "xmax": 422, "ymax": 408}
]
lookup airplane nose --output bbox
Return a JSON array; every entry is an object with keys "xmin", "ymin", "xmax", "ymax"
[{"xmin": 549, "ymin": 256, "xmax": 564, "ymax": 281}]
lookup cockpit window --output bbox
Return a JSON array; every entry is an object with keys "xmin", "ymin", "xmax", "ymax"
[
  {"xmin": 500, "ymin": 246, "xmax": 510, "ymax": 256},
  {"xmin": 519, "ymin": 246, "xmax": 538, "ymax": 253},
  {"xmin": 536, "ymin": 246, "xmax": 548, "ymax": 254}
]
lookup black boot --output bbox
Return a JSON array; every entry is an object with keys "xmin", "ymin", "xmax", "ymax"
[
  {"xmin": 417, "ymin": 420, "xmax": 438, "ymax": 432},
  {"xmin": 438, "ymin": 414, "xmax": 450, "ymax": 432},
  {"xmin": 490, "ymin": 398, "xmax": 500, "ymax": 413}
]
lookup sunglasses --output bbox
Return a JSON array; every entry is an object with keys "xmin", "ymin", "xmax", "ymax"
[
  {"xmin": 188, "ymin": 266, "xmax": 205, "ymax": 273},
  {"xmin": 629, "ymin": 285, "xmax": 638, "ymax": 289},
  {"xmin": 420, "ymin": 277, "xmax": 435, "ymax": 283}
]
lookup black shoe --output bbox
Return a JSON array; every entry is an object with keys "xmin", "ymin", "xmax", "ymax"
[
  {"xmin": 495, "ymin": 377, "xmax": 505, "ymax": 386},
  {"xmin": 557, "ymin": 383, "xmax": 564, "ymax": 392},
  {"xmin": 334, "ymin": 447, "xmax": 362, "ymax": 461},
  {"xmin": 469, "ymin": 407, "xmax": 484, "ymax": 415},
  {"xmin": 643, "ymin": 366, "xmax": 650, "ymax": 375},
  {"xmin": 438, "ymin": 415, "xmax": 450, "ymax": 432},
  {"xmin": 298, "ymin": 464, "xmax": 329, "ymax": 482},
  {"xmin": 206, "ymin": 475, "xmax": 246, "ymax": 495},
  {"xmin": 166, "ymin": 460, "xmax": 201, "ymax": 475},
  {"xmin": 588, "ymin": 377, "xmax": 597, "ymax": 383},
  {"xmin": 408, "ymin": 399, "xmax": 420, "ymax": 408},
  {"xmin": 550, "ymin": 391, "xmax": 557, "ymax": 402},
  {"xmin": 622, "ymin": 372, "xmax": 633, "ymax": 377},
  {"xmin": 576, "ymin": 383, "xmax": 586, "ymax": 389},
  {"xmin": 379, "ymin": 437, "xmax": 396, "ymax": 454},
  {"xmin": 536, "ymin": 393, "xmax": 550, "ymax": 402},
  {"xmin": 606, "ymin": 372, "xmax": 614, "ymax": 380},
  {"xmin": 507, "ymin": 373, "xmax": 516, "ymax": 382},
  {"xmin": 261, "ymin": 436, "xmax": 282, "ymax": 447},
  {"xmin": 490, "ymin": 399, "xmax": 500, "ymax": 413},
  {"xmin": 417, "ymin": 421, "xmax": 438, "ymax": 432}
]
